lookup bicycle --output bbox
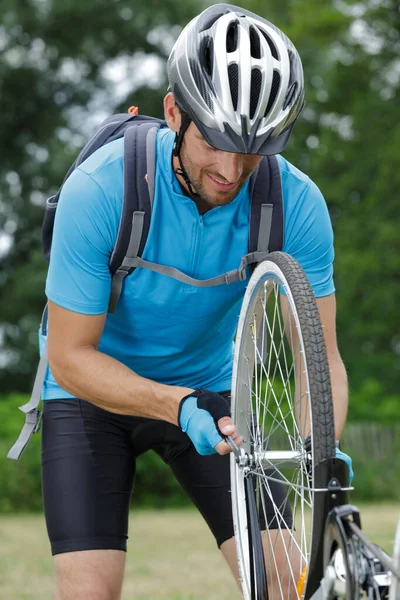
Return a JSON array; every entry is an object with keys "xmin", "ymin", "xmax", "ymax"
[
  {"xmin": 228, "ymin": 252, "xmax": 400, "ymax": 599},
  {"xmin": 312, "ymin": 503, "xmax": 400, "ymax": 599}
]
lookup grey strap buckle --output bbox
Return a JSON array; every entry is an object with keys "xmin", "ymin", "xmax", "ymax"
[
  {"xmin": 7, "ymin": 405, "xmax": 43, "ymax": 460},
  {"xmin": 235, "ymin": 255, "xmax": 255, "ymax": 283},
  {"xmin": 7, "ymin": 342, "xmax": 48, "ymax": 460},
  {"xmin": 116, "ymin": 261, "xmax": 132, "ymax": 275},
  {"xmin": 238, "ymin": 258, "xmax": 249, "ymax": 281},
  {"xmin": 223, "ymin": 269, "xmax": 243, "ymax": 285},
  {"xmin": 20, "ymin": 405, "xmax": 43, "ymax": 434}
]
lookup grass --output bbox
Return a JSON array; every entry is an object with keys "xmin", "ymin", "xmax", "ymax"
[{"xmin": 0, "ymin": 505, "xmax": 398, "ymax": 599}]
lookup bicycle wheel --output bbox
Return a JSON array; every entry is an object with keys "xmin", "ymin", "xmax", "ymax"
[{"xmin": 230, "ymin": 252, "xmax": 336, "ymax": 600}]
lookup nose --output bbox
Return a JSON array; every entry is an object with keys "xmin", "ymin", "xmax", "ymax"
[{"xmin": 217, "ymin": 151, "xmax": 243, "ymax": 183}]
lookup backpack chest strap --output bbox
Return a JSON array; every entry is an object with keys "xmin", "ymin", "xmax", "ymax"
[{"xmin": 108, "ymin": 206, "xmax": 270, "ymax": 312}]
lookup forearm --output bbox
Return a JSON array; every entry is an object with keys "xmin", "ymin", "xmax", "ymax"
[
  {"xmin": 329, "ymin": 356, "xmax": 348, "ymax": 440},
  {"xmin": 50, "ymin": 346, "xmax": 192, "ymax": 424}
]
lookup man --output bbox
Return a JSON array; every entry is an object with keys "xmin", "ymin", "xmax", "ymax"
[{"xmin": 41, "ymin": 3, "xmax": 349, "ymax": 599}]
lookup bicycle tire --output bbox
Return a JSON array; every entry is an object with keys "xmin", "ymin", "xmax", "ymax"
[{"xmin": 230, "ymin": 252, "xmax": 336, "ymax": 600}]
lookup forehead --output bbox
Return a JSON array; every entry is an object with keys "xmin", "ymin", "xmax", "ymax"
[{"xmin": 187, "ymin": 121, "xmax": 207, "ymax": 142}]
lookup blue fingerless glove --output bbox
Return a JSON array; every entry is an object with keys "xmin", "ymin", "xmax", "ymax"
[
  {"xmin": 335, "ymin": 447, "xmax": 354, "ymax": 485},
  {"xmin": 178, "ymin": 389, "xmax": 231, "ymax": 456},
  {"xmin": 304, "ymin": 436, "xmax": 354, "ymax": 485}
]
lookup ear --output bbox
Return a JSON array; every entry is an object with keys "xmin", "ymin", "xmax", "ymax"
[{"xmin": 164, "ymin": 93, "xmax": 182, "ymax": 133}]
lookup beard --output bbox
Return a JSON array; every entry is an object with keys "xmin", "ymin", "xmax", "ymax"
[{"xmin": 178, "ymin": 141, "xmax": 250, "ymax": 209}]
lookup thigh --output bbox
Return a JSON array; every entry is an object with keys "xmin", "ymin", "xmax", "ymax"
[
  {"xmin": 41, "ymin": 399, "xmax": 136, "ymax": 556},
  {"xmin": 168, "ymin": 449, "xmax": 293, "ymax": 548},
  {"xmin": 168, "ymin": 446, "xmax": 234, "ymax": 548}
]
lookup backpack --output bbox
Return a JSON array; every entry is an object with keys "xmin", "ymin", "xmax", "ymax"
[{"xmin": 7, "ymin": 107, "xmax": 284, "ymax": 461}]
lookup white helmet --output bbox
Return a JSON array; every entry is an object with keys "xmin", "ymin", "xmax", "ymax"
[{"xmin": 168, "ymin": 3, "xmax": 305, "ymax": 155}]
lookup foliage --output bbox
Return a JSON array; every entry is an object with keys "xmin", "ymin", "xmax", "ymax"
[
  {"xmin": 0, "ymin": 2, "xmax": 399, "ymax": 409},
  {"xmin": 0, "ymin": 394, "xmax": 190, "ymax": 512},
  {"xmin": 342, "ymin": 421, "xmax": 400, "ymax": 502},
  {"xmin": 1, "ymin": 394, "xmax": 399, "ymax": 513},
  {"xmin": 0, "ymin": 0, "xmax": 206, "ymax": 391},
  {"xmin": 347, "ymin": 379, "xmax": 400, "ymax": 423},
  {"xmin": 245, "ymin": 0, "xmax": 400, "ymax": 399}
]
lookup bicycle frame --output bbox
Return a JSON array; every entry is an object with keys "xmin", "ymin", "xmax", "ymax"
[
  {"xmin": 302, "ymin": 456, "xmax": 351, "ymax": 599},
  {"xmin": 310, "ymin": 504, "xmax": 400, "ymax": 600},
  {"xmin": 234, "ymin": 444, "xmax": 400, "ymax": 599}
]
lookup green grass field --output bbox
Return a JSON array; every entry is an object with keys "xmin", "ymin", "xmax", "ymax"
[{"xmin": 0, "ymin": 505, "xmax": 398, "ymax": 599}]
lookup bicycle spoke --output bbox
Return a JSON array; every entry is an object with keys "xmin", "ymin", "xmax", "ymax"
[{"xmin": 231, "ymin": 254, "xmax": 335, "ymax": 600}]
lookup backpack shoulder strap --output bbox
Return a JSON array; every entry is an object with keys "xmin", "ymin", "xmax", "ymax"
[
  {"xmin": 249, "ymin": 155, "xmax": 284, "ymax": 255},
  {"xmin": 42, "ymin": 113, "xmax": 141, "ymax": 262},
  {"xmin": 108, "ymin": 121, "xmax": 163, "ymax": 312},
  {"xmin": 7, "ymin": 304, "xmax": 49, "ymax": 460}
]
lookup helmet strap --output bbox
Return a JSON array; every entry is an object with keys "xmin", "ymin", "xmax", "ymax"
[
  {"xmin": 174, "ymin": 154, "xmax": 200, "ymax": 198},
  {"xmin": 173, "ymin": 111, "xmax": 191, "ymax": 156},
  {"xmin": 173, "ymin": 112, "xmax": 200, "ymax": 198}
]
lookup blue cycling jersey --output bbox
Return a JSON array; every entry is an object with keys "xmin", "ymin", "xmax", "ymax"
[{"xmin": 42, "ymin": 128, "xmax": 335, "ymax": 399}]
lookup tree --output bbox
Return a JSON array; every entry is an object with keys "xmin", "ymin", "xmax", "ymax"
[
  {"xmin": 1, "ymin": 0, "xmax": 399, "ymax": 413},
  {"xmin": 247, "ymin": 0, "xmax": 400, "ymax": 406},
  {"xmin": 0, "ymin": 0, "xmax": 205, "ymax": 391}
]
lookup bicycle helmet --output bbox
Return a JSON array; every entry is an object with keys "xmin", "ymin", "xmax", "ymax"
[{"xmin": 167, "ymin": 3, "xmax": 305, "ymax": 155}]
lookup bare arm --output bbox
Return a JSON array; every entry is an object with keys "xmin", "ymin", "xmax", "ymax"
[
  {"xmin": 315, "ymin": 293, "xmax": 348, "ymax": 439},
  {"xmin": 47, "ymin": 300, "xmax": 239, "ymax": 455},
  {"xmin": 47, "ymin": 300, "xmax": 193, "ymax": 425}
]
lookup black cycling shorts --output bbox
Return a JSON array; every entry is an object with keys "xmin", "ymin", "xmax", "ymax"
[{"xmin": 41, "ymin": 397, "xmax": 293, "ymax": 555}]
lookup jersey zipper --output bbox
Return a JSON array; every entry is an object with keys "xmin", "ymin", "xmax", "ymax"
[{"xmin": 186, "ymin": 214, "xmax": 204, "ymax": 294}]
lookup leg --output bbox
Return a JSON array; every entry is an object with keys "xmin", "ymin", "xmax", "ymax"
[
  {"xmin": 41, "ymin": 399, "xmax": 136, "ymax": 600},
  {"xmin": 221, "ymin": 531, "xmax": 301, "ymax": 600},
  {"xmin": 167, "ymin": 438, "xmax": 300, "ymax": 599},
  {"xmin": 53, "ymin": 550, "xmax": 125, "ymax": 600}
]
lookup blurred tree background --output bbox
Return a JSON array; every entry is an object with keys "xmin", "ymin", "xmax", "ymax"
[{"xmin": 0, "ymin": 0, "xmax": 399, "ymax": 508}]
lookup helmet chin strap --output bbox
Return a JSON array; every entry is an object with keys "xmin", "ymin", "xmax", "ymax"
[{"xmin": 173, "ymin": 112, "xmax": 200, "ymax": 198}]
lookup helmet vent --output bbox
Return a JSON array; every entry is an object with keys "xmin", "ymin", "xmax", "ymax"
[
  {"xmin": 283, "ymin": 81, "xmax": 298, "ymax": 109},
  {"xmin": 265, "ymin": 71, "xmax": 281, "ymax": 117},
  {"xmin": 190, "ymin": 58, "xmax": 214, "ymax": 111},
  {"xmin": 199, "ymin": 13, "xmax": 221, "ymax": 33},
  {"xmin": 259, "ymin": 29, "xmax": 279, "ymax": 60},
  {"xmin": 199, "ymin": 37, "xmax": 214, "ymax": 77},
  {"xmin": 228, "ymin": 63, "xmax": 239, "ymax": 111},
  {"xmin": 250, "ymin": 68, "xmax": 262, "ymax": 119},
  {"xmin": 249, "ymin": 27, "xmax": 261, "ymax": 59},
  {"xmin": 226, "ymin": 21, "xmax": 239, "ymax": 52}
]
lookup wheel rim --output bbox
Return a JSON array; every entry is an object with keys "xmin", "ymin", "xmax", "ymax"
[{"xmin": 231, "ymin": 261, "xmax": 318, "ymax": 599}]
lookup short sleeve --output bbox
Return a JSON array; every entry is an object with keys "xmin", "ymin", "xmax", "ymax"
[
  {"xmin": 281, "ymin": 162, "xmax": 335, "ymax": 298},
  {"xmin": 45, "ymin": 167, "xmax": 118, "ymax": 314}
]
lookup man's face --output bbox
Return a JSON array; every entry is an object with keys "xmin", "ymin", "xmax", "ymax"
[{"xmin": 176, "ymin": 122, "xmax": 263, "ymax": 210}]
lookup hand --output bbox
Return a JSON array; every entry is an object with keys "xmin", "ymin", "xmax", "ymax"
[
  {"xmin": 335, "ymin": 447, "xmax": 354, "ymax": 485},
  {"xmin": 304, "ymin": 436, "xmax": 354, "ymax": 485},
  {"xmin": 178, "ymin": 389, "xmax": 243, "ymax": 456}
]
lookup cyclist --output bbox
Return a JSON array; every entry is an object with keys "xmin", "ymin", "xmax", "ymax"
[{"xmin": 41, "ymin": 4, "xmax": 350, "ymax": 599}]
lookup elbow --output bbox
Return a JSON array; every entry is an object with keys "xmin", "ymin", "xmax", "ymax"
[
  {"xmin": 48, "ymin": 345, "xmax": 92, "ymax": 397},
  {"xmin": 48, "ymin": 351, "xmax": 76, "ymax": 395}
]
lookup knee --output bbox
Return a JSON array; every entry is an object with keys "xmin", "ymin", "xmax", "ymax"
[
  {"xmin": 55, "ymin": 581, "xmax": 121, "ymax": 600},
  {"xmin": 55, "ymin": 576, "xmax": 122, "ymax": 600},
  {"xmin": 54, "ymin": 550, "xmax": 125, "ymax": 600}
]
